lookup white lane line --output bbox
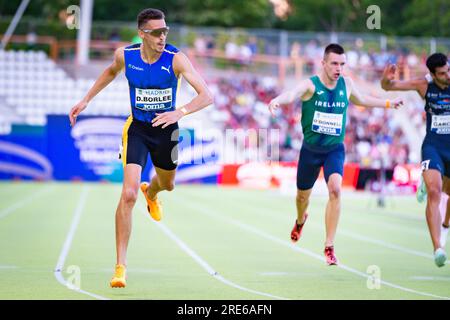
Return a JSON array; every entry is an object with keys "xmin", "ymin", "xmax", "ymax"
[
  {"xmin": 329, "ymin": 227, "xmax": 450, "ymax": 265},
  {"xmin": 235, "ymin": 220, "xmax": 450, "ymax": 300},
  {"xmin": 411, "ymin": 276, "xmax": 450, "ymax": 282},
  {"xmin": 99, "ymin": 268, "xmax": 162, "ymax": 274},
  {"xmin": 0, "ymin": 185, "xmax": 53, "ymax": 219},
  {"xmin": 182, "ymin": 201, "xmax": 450, "ymax": 300},
  {"xmin": 0, "ymin": 186, "xmax": 21, "ymax": 199},
  {"xmin": 54, "ymin": 186, "xmax": 109, "ymax": 300},
  {"xmin": 259, "ymin": 272, "xmax": 291, "ymax": 276},
  {"xmin": 344, "ymin": 216, "xmax": 427, "ymax": 237},
  {"xmin": 210, "ymin": 192, "xmax": 447, "ymax": 265},
  {"xmin": 0, "ymin": 265, "xmax": 18, "ymax": 269},
  {"xmin": 238, "ymin": 202, "xmax": 448, "ymax": 265},
  {"xmin": 256, "ymin": 191, "xmax": 428, "ymax": 235},
  {"xmin": 139, "ymin": 207, "xmax": 288, "ymax": 300}
]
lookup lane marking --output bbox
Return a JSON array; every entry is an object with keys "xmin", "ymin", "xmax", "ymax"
[
  {"xmin": 411, "ymin": 276, "xmax": 450, "ymax": 282},
  {"xmin": 139, "ymin": 206, "xmax": 289, "ymax": 300},
  {"xmin": 0, "ymin": 265, "xmax": 18, "ymax": 269},
  {"xmin": 180, "ymin": 199, "xmax": 450, "ymax": 300},
  {"xmin": 200, "ymin": 190, "xmax": 447, "ymax": 265},
  {"xmin": 331, "ymin": 227, "xmax": 450, "ymax": 265},
  {"xmin": 0, "ymin": 186, "xmax": 53, "ymax": 220},
  {"xmin": 259, "ymin": 272, "xmax": 294, "ymax": 276},
  {"xmin": 99, "ymin": 268, "xmax": 162, "ymax": 274},
  {"xmin": 54, "ymin": 186, "xmax": 109, "ymax": 300}
]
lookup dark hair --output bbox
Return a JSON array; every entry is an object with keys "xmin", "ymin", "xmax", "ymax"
[
  {"xmin": 324, "ymin": 43, "xmax": 345, "ymax": 56},
  {"xmin": 426, "ymin": 53, "xmax": 448, "ymax": 74},
  {"xmin": 137, "ymin": 8, "xmax": 165, "ymax": 29}
]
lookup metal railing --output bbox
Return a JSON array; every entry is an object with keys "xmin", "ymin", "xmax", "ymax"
[{"xmin": 1, "ymin": 16, "xmax": 450, "ymax": 55}]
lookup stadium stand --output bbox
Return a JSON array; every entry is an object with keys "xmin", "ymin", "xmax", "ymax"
[
  {"xmin": 0, "ymin": 49, "xmax": 130, "ymax": 126},
  {"xmin": 0, "ymin": 47, "xmax": 429, "ymax": 167}
]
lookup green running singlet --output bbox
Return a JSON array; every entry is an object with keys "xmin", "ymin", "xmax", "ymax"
[{"xmin": 301, "ymin": 75, "xmax": 349, "ymax": 149}]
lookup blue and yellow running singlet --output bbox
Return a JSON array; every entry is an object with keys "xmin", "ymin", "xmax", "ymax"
[{"xmin": 124, "ymin": 43, "xmax": 180, "ymax": 123}]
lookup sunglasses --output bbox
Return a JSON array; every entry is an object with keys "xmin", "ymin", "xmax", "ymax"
[{"xmin": 140, "ymin": 27, "xmax": 170, "ymax": 37}]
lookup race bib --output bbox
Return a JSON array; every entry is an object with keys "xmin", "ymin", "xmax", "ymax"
[
  {"xmin": 431, "ymin": 114, "xmax": 450, "ymax": 134},
  {"xmin": 421, "ymin": 159, "xmax": 430, "ymax": 171},
  {"xmin": 135, "ymin": 88, "xmax": 172, "ymax": 111},
  {"xmin": 312, "ymin": 111, "xmax": 343, "ymax": 136}
]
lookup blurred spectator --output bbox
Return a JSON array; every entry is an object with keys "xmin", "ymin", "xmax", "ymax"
[
  {"xmin": 206, "ymin": 36, "xmax": 215, "ymax": 51},
  {"xmin": 304, "ymin": 39, "xmax": 320, "ymax": 73},
  {"xmin": 247, "ymin": 37, "xmax": 258, "ymax": 55},
  {"xmin": 26, "ymin": 26, "xmax": 37, "ymax": 50},
  {"xmin": 208, "ymin": 75, "xmax": 411, "ymax": 165},
  {"xmin": 109, "ymin": 30, "xmax": 121, "ymax": 42},
  {"xmin": 406, "ymin": 51, "xmax": 419, "ymax": 68},
  {"xmin": 347, "ymin": 49, "xmax": 359, "ymax": 69},
  {"xmin": 194, "ymin": 36, "xmax": 207, "ymax": 53},
  {"xmin": 290, "ymin": 41, "xmax": 301, "ymax": 59},
  {"xmin": 239, "ymin": 43, "xmax": 253, "ymax": 65}
]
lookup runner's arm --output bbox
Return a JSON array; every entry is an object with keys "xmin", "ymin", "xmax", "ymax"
[
  {"xmin": 380, "ymin": 64, "xmax": 428, "ymax": 97},
  {"xmin": 152, "ymin": 51, "xmax": 213, "ymax": 128},
  {"xmin": 69, "ymin": 47, "xmax": 125, "ymax": 126},
  {"xmin": 348, "ymin": 77, "xmax": 403, "ymax": 109},
  {"xmin": 268, "ymin": 79, "xmax": 314, "ymax": 116}
]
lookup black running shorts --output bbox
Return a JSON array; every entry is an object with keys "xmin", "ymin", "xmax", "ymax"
[{"xmin": 121, "ymin": 116, "xmax": 179, "ymax": 170}]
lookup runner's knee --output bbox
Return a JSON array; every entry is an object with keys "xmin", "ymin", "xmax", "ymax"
[
  {"xmin": 328, "ymin": 184, "xmax": 341, "ymax": 200},
  {"xmin": 296, "ymin": 192, "xmax": 309, "ymax": 204},
  {"xmin": 121, "ymin": 187, "xmax": 138, "ymax": 205},
  {"xmin": 427, "ymin": 184, "xmax": 441, "ymax": 202}
]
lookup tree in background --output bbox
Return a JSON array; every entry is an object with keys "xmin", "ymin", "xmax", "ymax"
[
  {"xmin": 0, "ymin": 0, "xmax": 78, "ymax": 21},
  {"xmin": 0, "ymin": 0, "xmax": 449, "ymax": 37},
  {"xmin": 183, "ymin": 0, "xmax": 273, "ymax": 28},
  {"xmin": 400, "ymin": 0, "xmax": 450, "ymax": 37}
]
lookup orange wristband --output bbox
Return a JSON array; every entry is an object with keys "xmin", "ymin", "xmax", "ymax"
[
  {"xmin": 180, "ymin": 107, "xmax": 188, "ymax": 115},
  {"xmin": 385, "ymin": 99, "xmax": 391, "ymax": 109}
]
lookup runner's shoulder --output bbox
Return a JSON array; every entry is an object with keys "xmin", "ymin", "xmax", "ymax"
[
  {"xmin": 114, "ymin": 46, "xmax": 127, "ymax": 63},
  {"xmin": 342, "ymin": 76, "xmax": 354, "ymax": 87},
  {"xmin": 302, "ymin": 78, "xmax": 316, "ymax": 92}
]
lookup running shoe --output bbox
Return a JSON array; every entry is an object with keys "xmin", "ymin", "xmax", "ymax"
[
  {"xmin": 140, "ymin": 182, "xmax": 162, "ymax": 221},
  {"xmin": 324, "ymin": 246, "xmax": 339, "ymax": 266},
  {"xmin": 434, "ymin": 248, "xmax": 447, "ymax": 268},
  {"xmin": 290, "ymin": 213, "xmax": 308, "ymax": 243},
  {"xmin": 110, "ymin": 264, "xmax": 126, "ymax": 288},
  {"xmin": 416, "ymin": 177, "xmax": 427, "ymax": 203}
]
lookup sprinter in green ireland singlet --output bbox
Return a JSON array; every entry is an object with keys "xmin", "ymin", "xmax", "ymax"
[
  {"xmin": 301, "ymin": 75, "xmax": 349, "ymax": 147},
  {"xmin": 268, "ymin": 44, "xmax": 403, "ymax": 265}
]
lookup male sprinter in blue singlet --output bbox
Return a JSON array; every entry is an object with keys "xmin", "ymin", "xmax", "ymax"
[
  {"xmin": 268, "ymin": 44, "xmax": 403, "ymax": 265},
  {"xmin": 381, "ymin": 53, "xmax": 450, "ymax": 267},
  {"xmin": 69, "ymin": 8, "xmax": 213, "ymax": 287}
]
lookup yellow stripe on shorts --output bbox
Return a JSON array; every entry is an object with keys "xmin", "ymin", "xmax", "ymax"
[{"xmin": 121, "ymin": 116, "xmax": 133, "ymax": 167}]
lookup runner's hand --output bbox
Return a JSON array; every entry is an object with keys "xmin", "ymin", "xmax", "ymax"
[
  {"xmin": 268, "ymin": 100, "xmax": 280, "ymax": 117},
  {"xmin": 382, "ymin": 64, "xmax": 396, "ymax": 82},
  {"xmin": 69, "ymin": 100, "xmax": 88, "ymax": 126},
  {"xmin": 152, "ymin": 110, "xmax": 184, "ymax": 128},
  {"xmin": 391, "ymin": 97, "xmax": 404, "ymax": 109}
]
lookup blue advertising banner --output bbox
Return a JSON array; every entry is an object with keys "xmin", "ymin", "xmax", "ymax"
[
  {"xmin": 0, "ymin": 125, "xmax": 51, "ymax": 180},
  {"xmin": 0, "ymin": 115, "xmax": 220, "ymax": 184},
  {"xmin": 47, "ymin": 115, "xmax": 128, "ymax": 182}
]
